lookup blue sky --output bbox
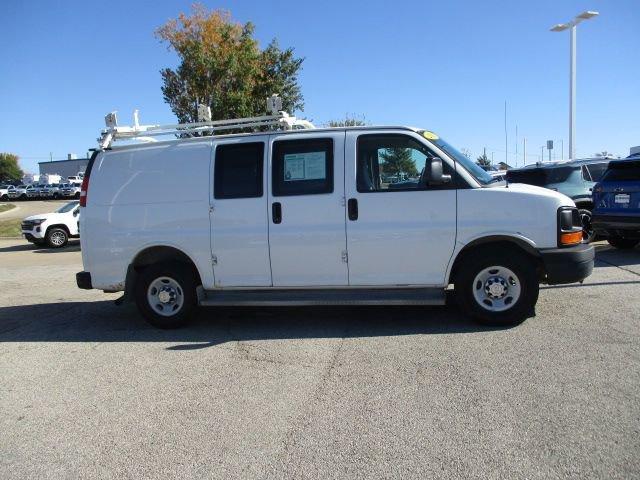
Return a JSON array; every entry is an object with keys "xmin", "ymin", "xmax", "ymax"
[{"xmin": 1, "ymin": 0, "xmax": 638, "ymax": 173}]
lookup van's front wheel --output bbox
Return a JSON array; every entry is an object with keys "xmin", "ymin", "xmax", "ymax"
[
  {"xmin": 135, "ymin": 263, "xmax": 196, "ymax": 329},
  {"xmin": 455, "ymin": 250, "xmax": 539, "ymax": 327}
]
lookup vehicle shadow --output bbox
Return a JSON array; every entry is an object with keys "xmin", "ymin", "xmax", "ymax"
[
  {"xmin": 0, "ymin": 301, "xmax": 510, "ymax": 350},
  {"xmin": 0, "ymin": 240, "xmax": 80, "ymax": 253},
  {"xmin": 594, "ymin": 243, "xmax": 640, "ymax": 268}
]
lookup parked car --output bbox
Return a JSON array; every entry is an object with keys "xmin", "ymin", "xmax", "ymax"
[
  {"xmin": 67, "ymin": 175, "xmax": 83, "ymax": 184},
  {"xmin": 41, "ymin": 184, "xmax": 62, "ymax": 199},
  {"xmin": 21, "ymin": 200, "xmax": 80, "ymax": 248},
  {"xmin": 77, "ymin": 114, "xmax": 594, "ymax": 329},
  {"xmin": 506, "ymin": 158, "xmax": 611, "ymax": 242},
  {"xmin": 592, "ymin": 157, "xmax": 640, "ymax": 249},
  {"xmin": 25, "ymin": 183, "xmax": 44, "ymax": 199},
  {"xmin": 8, "ymin": 185, "xmax": 28, "ymax": 200},
  {"xmin": 0, "ymin": 184, "xmax": 15, "ymax": 200},
  {"xmin": 60, "ymin": 183, "xmax": 81, "ymax": 198}
]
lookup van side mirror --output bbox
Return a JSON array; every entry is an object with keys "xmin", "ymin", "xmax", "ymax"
[
  {"xmin": 427, "ymin": 158, "xmax": 452, "ymax": 185},
  {"xmin": 73, "ymin": 209, "xmax": 79, "ymax": 217}
]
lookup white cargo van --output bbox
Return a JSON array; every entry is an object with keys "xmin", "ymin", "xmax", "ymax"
[{"xmin": 77, "ymin": 107, "xmax": 594, "ymax": 328}]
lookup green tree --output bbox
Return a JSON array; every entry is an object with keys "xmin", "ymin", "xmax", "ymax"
[
  {"xmin": 380, "ymin": 147, "xmax": 418, "ymax": 177},
  {"xmin": 0, "ymin": 153, "xmax": 23, "ymax": 181},
  {"xmin": 327, "ymin": 115, "xmax": 366, "ymax": 127},
  {"xmin": 156, "ymin": 5, "xmax": 304, "ymax": 124},
  {"xmin": 476, "ymin": 153, "xmax": 491, "ymax": 167}
]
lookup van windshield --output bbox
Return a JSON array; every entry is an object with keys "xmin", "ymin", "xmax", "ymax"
[{"xmin": 419, "ymin": 131, "xmax": 495, "ymax": 185}]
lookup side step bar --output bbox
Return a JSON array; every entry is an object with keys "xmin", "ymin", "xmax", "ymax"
[{"xmin": 198, "ymin": 288, "xmax": 446, "ymax": 307}]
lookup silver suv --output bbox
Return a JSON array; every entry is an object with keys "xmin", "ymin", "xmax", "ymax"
[
  {"xmin": 60, "ymin": 183, "xmax": 81, "ymax": 198},
  {"xmin": 41, "ymin": 184, "xmax": 62, "ymax": 199},
  {"xmin": 8, "ymin": 185, "xmax": 28, "ymax": 200}
]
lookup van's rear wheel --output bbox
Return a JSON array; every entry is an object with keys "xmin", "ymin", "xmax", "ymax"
[
  {"xmin": 455, "ymin": 250, "xmax": 539, "ymax": 326},
  {"xmin": 135, "ymin": 262, "xmax": 196, "ymax": 329}
]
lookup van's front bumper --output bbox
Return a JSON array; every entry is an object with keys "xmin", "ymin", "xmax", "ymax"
[{"xmin": 539, "ymin": 243, "xmax": 594, "ymax": 285}]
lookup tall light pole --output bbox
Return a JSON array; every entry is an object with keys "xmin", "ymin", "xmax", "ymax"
[{"xmin": 550, "ymin": 10, "xmax": 599, "ymax": 160}]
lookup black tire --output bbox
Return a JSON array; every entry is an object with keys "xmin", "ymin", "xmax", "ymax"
[
  {"xmin": 74, "ymin": 192, "xmax": 80, "ymax": 199},
  {"xmin": 134, "ymin": 262, "xmax": 197, "ymax": 329},
  {"xmin": 607, "ymin": 236, "xmax": 639, "ymax": 250},
  {"xmin": 45, "ymin": 227, "xmax": 68, "ymax": 248},
  {"xmin": 53, "ymin": 193, "xmax": 59, "ymax": 199},
  {"xmin": 1, "ymin": 194, "xmax": 7, "ymax": 201},
  {"xmin": 455, "ymin": 248, "xmax": 539, "ymax": 327},
  {"xmin": 578, "ymin": 208, "xmax": 596, "ymax": 243},
  {"xmin": 20, "ymin": 194, "xmax": 27, "ymax": 200}
]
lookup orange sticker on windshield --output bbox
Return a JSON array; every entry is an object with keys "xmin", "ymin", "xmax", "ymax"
[{"xmin": 422, "ymin": 131, "xmax": 439, "ymax": 140}]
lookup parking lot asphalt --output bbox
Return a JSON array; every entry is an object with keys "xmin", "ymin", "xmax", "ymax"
[{"xmin": 1, "ymin": 238, "xmax": 639, "ymax": 479}]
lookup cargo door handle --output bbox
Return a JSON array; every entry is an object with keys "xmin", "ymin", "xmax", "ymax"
[
  {"xmin": 272, "ymin": 202, "xmax": 282, "ymax": 224},
  {"xmin": 348, "ymin": 198, "xmax": 358, "ymax": 221}
]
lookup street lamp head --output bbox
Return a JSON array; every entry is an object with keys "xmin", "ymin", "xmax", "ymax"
[
  {"xmin": 550, "ymin": 23, "xmax": 570, "ymax": 32},
  {"xmin": 577, "ymin": 11, "xmax": 599, "ymax": 20}
]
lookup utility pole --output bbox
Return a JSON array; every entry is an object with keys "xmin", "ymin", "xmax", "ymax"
[
  {"xmin": 515, "ymin": 125, "xmax": 518, "ymax": 167},
  {"xmin": 523, "ymin": 138, "xmax": 527, "ymax": 166},
  {"xmin": 504, "ymin": 101, "xmax": 508, "ymax": 165},
  {"xmin": 551, "ymin": 11, "xmax": 599, "ymax": 160}
]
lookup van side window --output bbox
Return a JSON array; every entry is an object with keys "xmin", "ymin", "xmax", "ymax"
[
  {"xmin": 272, "ymin": 138, "xmax": 333, "ymax": 196},
  {"xmin": 357, "ymin": 134, "xmax": 454, "ymax": 192},
  {"xmin": 214, "ymin": 142, "xmax": 264, "ymax": 199}
]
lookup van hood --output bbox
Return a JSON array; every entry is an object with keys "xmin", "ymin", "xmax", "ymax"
[
  {"xmin": 23, "ymin": 212, "xmax": 68, "ymax": 222},
  {"xmin": 488, "ymin": 182, "xmax": 575, "ymax": 206}
]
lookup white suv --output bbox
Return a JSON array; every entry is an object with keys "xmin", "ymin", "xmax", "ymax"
[
  {"xmin": 77, "ymin": 122, "xmax": 594, "ymax": 328},
  {"xmin": 22, "ymin": 200, "xmax": 80, "ymax": 248},
  {"xmin": 0, "ymin": 184, "xmax": 15, "ymax": 200}
]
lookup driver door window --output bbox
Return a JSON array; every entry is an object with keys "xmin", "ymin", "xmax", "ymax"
[{"xmin": 357, "ymin": 134, "xmax": 453, "ymax": 192}]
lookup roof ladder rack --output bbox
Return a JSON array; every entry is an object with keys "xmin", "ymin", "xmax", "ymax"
[{"xmin": 97, "ymin": 94, "xmax": 314, "ymax": 149}]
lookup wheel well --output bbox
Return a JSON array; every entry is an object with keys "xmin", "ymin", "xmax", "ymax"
[
  {"xmin": 130, "ymin": 246, "xmax": 203, "ymax": 287},
  {"xmin": 46, "ymin": 224, "xmax": 70, "ymax": 235},
  {"xmin": 448, "ymin": 238, "xmax": 542, "ymax": 285}
]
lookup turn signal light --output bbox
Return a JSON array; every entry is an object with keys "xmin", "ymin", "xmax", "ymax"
[{"xmin": 560, "ymin": 231, "xmax": 582, "ymax": 246}]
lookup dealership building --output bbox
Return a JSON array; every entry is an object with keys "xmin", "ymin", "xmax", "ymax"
[{"xmin": 38, "ymin": 154, "xmax": 89, "ymax": 179}]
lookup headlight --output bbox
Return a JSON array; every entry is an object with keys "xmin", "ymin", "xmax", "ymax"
[{"xmin": 31, "ymin": 219, "xmax": 46, "ymax": 225}]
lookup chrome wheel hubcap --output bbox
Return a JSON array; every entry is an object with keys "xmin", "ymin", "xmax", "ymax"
[
  {"xmin": 147, "ymin": 276, "xmax": 184, "ymax": 317},
  {"xmin": 51, "ymin": 231, "xmax": 65, "ymax": 246},
  {"xmin": 473, "ymin": 266, "xmax": 521, "ymax": 312}
]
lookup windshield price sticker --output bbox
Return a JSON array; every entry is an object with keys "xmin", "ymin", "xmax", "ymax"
[{"xmin": 284, "ymin": 152, "xmax": 326, "ymax": 181}]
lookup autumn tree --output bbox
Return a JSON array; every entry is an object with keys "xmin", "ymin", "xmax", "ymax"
[
  {"xmin": 156, "ymin": 5, "xmax": 304, "ymax": 123},
  {"xmin": 0, "ymin": 153, "xmax": 23, "ymax": 182},
  {"xmin": 380, "ymin": 147, "xmax": 418, "ymax": 177}
]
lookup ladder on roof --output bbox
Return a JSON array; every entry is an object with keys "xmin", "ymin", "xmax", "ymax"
[{"xmin": 97, "ymin": 94, "xmax": 315, "ymax": 149}]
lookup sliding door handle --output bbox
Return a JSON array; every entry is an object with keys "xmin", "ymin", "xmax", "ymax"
[
  {"xmin": 272, "ymin": 202, "xmax": 282, "ymax": 224},
  {"xmin": 348, "ymin": 198, "xmax": 358, "ymax": 221}
]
